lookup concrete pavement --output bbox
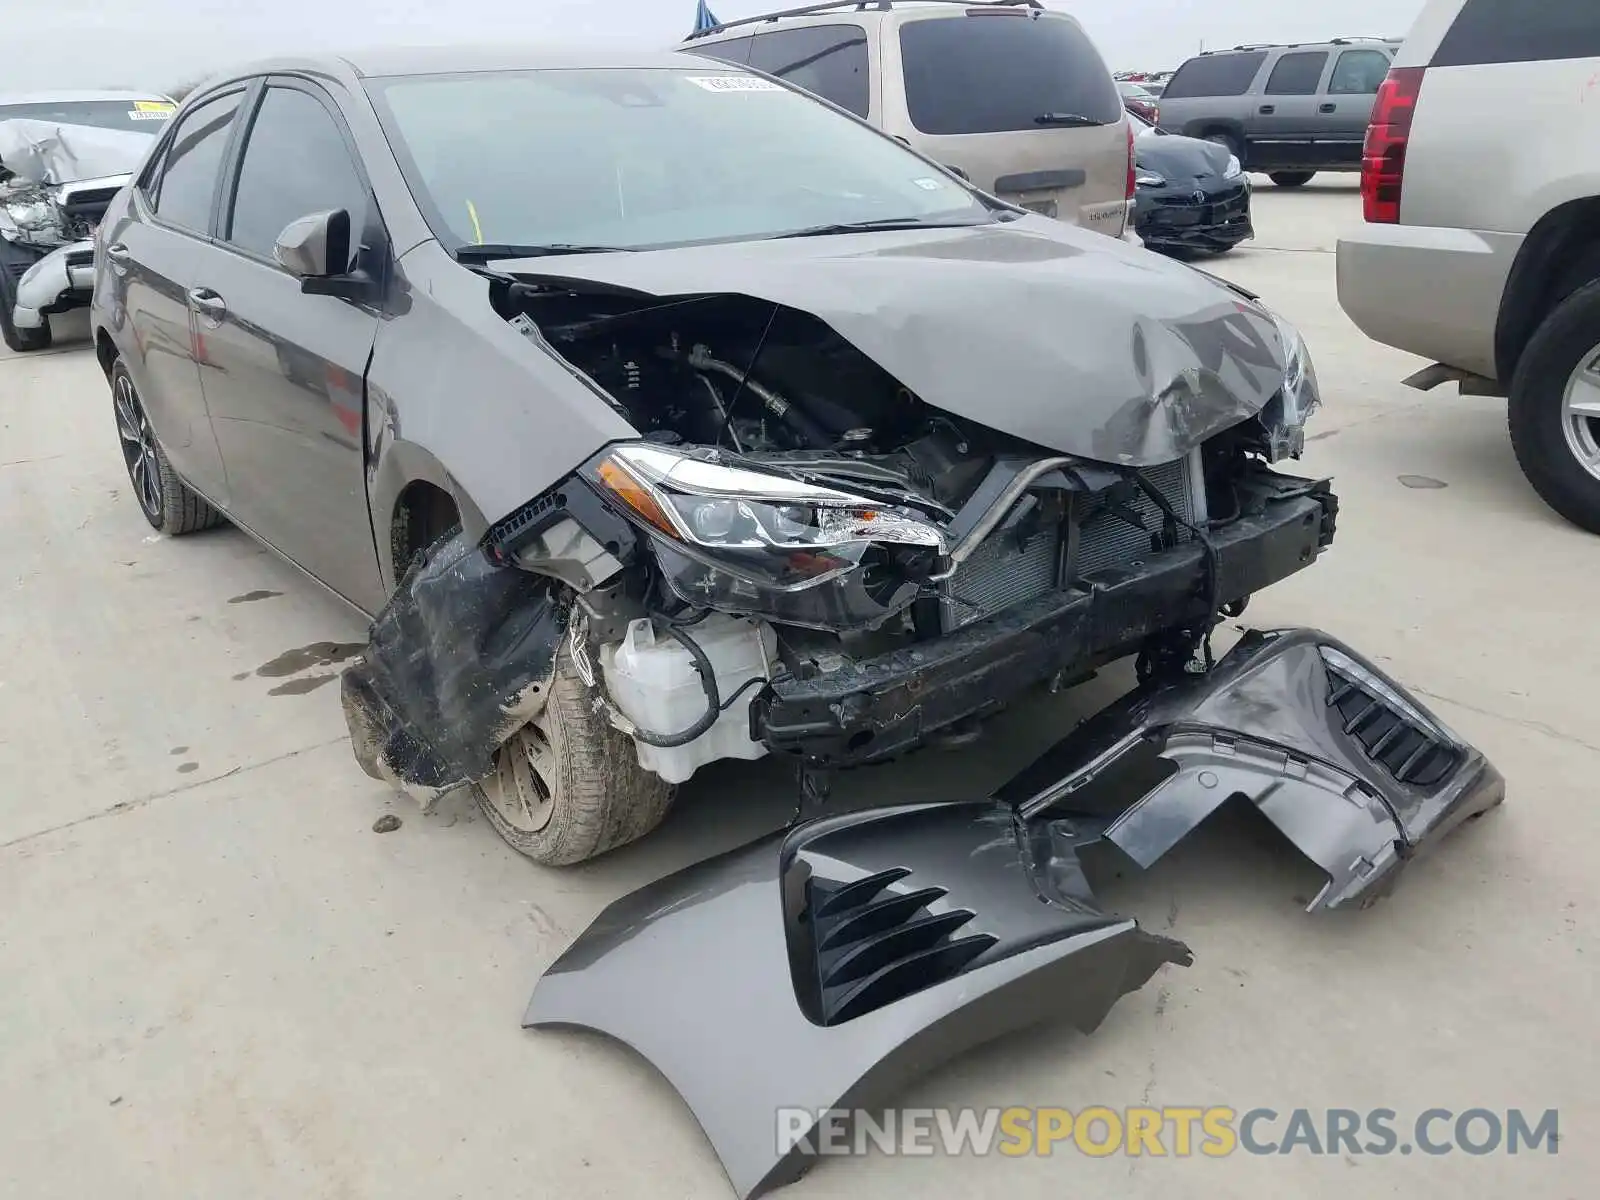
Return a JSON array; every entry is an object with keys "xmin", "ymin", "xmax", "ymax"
[{"xmin": 2, "ymin": 177, "xmax": 1593, "ymax": 1199}]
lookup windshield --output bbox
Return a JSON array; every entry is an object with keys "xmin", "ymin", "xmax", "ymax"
[
  {"xmin": 366, "ymin": 67, "xmax": 994, "ymax": 254},
  {"xmin": 0, "ymin": 98, "xmax": 174, "ymax": 133}
]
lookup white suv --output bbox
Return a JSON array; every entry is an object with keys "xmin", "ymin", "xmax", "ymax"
[{"xmin": 1336, "ymin": 0, "xmax": 1600, "ymax": 533}]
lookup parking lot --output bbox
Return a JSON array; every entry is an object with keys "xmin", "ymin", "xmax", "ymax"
[{"xmin": 2, "ymin": 176, "xmax": 1594, "ymax": 1198}]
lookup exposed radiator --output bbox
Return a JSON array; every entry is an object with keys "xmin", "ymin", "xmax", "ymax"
[
  {"xmin": 1071, "ymin": 455, "xmax": 1198, "ymax": 579},
  {"xmin": 936, "ymin": 453, "xmax": 1204, "ymax": 631},
  {"xmin": 939, "ymin": 524, "xmax": 1061, "ymax": 631}
]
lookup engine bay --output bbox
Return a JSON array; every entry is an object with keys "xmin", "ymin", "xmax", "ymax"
[{"xmin": 496, "ymin": 282, "xmax": 1006, "ymax": 516}]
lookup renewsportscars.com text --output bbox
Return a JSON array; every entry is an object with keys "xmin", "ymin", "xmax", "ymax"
[{"xmin": 776, "ymin": 1106, "xmax": 1560, "ymax": 1159}]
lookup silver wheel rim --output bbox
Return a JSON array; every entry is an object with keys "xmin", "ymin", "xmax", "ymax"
[
  {"xmin": 1562, "ymin": 347, "xmax": 1600, "ymax": 483},
  {"xmin": 114, "ymin": 374, "xmax": 163, "ymax": 520},
  {"xmin": 485, "ymin": 719, "xmax": 558, "ymax": 834}
]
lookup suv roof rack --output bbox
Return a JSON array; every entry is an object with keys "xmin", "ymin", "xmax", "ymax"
[
  {"xmin": 684, "ymin": 0, "xmax": 1043, "ymax": 40},
  {"xmin": 1203, "ymin": 35, "xmax": 1399, "ymax": 55}
]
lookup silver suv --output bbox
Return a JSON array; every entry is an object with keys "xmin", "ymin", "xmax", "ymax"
[
  {"xmin": 1336, "ymin": 0, "xmax": 1600, "ymax": 533},
  {"xmin": 682, "ymin": 0, "xmax": 1134, "ymax": 238},
  {"xmin": 1156, "ymin": 39, "xmax": 1399, "ymax": 187}
]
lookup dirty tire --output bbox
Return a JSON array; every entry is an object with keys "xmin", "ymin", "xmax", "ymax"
[
  {"xmin": 0, "ymin": 271, "xmax": 51, "ymax": 352},
  {"xmin": 1269, "ymin": 172, "xmax": 1315, "ymax": 188},
  {"xmin": 111, "ymin": 359, "xmax": 225, "ymax": 535},
  {"xmin": 477, "ymin": 644, "xmax": 675, "ymax": 866},
  {"xmin": 1508, "ymin": 280, "xmax": 1600, "ymax": 534}
]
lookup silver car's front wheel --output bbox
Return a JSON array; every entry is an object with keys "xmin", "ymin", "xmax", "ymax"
[{"xmin": 475, "ymin": 644, "xmax": 675, "ymax": 865}]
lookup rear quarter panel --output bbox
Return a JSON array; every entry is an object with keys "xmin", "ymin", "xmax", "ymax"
[{"xmin": 1402, "ymin": 58, "xmax": 1600, "ymax": 233}]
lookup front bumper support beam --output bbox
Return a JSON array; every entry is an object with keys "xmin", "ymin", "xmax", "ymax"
[{"xmin": 753, "ymin": 474, "xmax": 1337, "ymax": 766}]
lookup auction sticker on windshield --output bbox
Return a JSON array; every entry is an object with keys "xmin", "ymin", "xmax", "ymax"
[
  {"xmin": 684, "ymin": 76, "xmax": 784, "ymax": 92},
  {"xmin": 128, "ymin": 100, "xmax": 176, "ymax": 120}
]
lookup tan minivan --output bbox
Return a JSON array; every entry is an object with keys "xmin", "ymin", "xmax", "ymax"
[{"xmin": 681, "ymin": 0, "xmax": 1134, "ymax": 238}]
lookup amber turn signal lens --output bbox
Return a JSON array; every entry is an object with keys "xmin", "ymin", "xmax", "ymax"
[{"xmin": 596, "ymin": 457, "xmax": 678, "ymax": 537}]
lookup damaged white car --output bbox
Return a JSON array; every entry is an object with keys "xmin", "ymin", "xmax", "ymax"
[{"xmin": 0, "ymin": 90, "xmax": 172, "ymax": 350}]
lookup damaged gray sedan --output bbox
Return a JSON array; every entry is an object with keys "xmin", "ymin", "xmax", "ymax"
[{"xmin": 93, "ymin": 46, "xmax": 1338, "ymax": 866}]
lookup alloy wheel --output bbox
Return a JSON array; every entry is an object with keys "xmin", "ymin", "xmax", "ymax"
[
  {"xmin": 1561, "ymin": 347, "xmax": 1600, "ymax": 484},
  {"xmin": 485, "ymin": 719, "xmax": 558, "ymax": 834},
  {"xmin": 114, "ymin": 373, "xmax": 163, "ymax": 522}
]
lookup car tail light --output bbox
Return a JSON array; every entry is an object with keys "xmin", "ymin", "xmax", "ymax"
[
  {"xmin": 1126, "ymin": 120, "xmax": 1136, "ymax": 200},
  {"xmin": 1361, "ymin": 66, "xmax": 1426, "ymax": 224}
]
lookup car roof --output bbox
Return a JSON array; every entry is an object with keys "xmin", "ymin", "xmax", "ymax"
[
  {"xmin": 684, "ymin": 0, "xmax": 1060, "ymax": 42},
  {"xmin": 0, "ymin": 89, "xmax": 173, "ymax": 105},
  {"xmin": 195, "ymin": 44, "xmax": 723, "ymax": 91},
  {"xmin": 1190, "ymin": 38, "xmax": 1400, "ymax": 58}
]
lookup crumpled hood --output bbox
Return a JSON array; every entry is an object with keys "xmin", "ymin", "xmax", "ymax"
[
  {"xmin": 0, "ymin": 119, "xmax": 153, "ymax": 185},
  {"xmin": 1136, "ymin": 131, "xmax": 1237, "ymax": 183},
  {"xmin": 506, "ymin": 216, "xmax": 1290, "ymax": 465}
]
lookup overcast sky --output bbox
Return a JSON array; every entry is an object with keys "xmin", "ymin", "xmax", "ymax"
[{"xmin": 7, "ymin": 0, "xmax": 1424, "ymax": 95}]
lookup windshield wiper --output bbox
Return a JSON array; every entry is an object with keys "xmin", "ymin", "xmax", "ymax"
[
  {"xmin": 770, "ymin": 217, "xmax": 987, "ymax": 240},
  {"xmin": 1033, "ymin": 112, "xmax": 1104, "ymax": 127},
  {"xmin": 451, "ymin": 243, "xmax": 632, "ymax": 262}
]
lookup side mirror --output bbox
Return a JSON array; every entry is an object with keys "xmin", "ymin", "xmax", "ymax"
[{"xmin": 273, "ymin": 208, "xmax": 351, "ymax": 279}]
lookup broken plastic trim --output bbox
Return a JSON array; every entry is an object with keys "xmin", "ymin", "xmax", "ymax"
[
  {"xmin": 999, "ymin": 627, "xmax": 1505, "ymax": 911},
  {"xmin": 526, "ymin": 626, "xmax": 1502, "ymax": 1197},
  {"xmin": 525, "ymin": 801, "xmax": 1189, "ymax": 1199},
  {"xmin": 341, "ymin": 530, "xmax": 565, "ymax": 802}
]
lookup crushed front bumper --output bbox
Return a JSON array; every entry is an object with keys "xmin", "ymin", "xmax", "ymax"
[
  {"xmin": 11, "ymin": 238, "xmax": 95, "ymax": 329},
  {"xmin": 527, "ymin": 625, "xmax": 1502, "ymax": 1198},
  {"xmin": 753, "ymin": 472, "xmax": 1337, "ymax": 766},
  {"xmin": 1134, "ymin": 186, "xmax": 1254, "ymax": 252}
]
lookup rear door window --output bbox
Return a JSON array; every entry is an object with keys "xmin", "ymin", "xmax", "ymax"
[
  {"xmin": 1327, "ymin": 49, "xmax": 1392, "ymax": 95},
  {"xmin": 1432, "ymin": 0, "xmax": 1600, "ymax": 66},
  {"xmin": 1264, "ymin": 51, "xmax": 1329, "ymax": 96},
  {"xmin": 899, "ymin": 13, "xmax": 1122, "ymax": 135},
  {"xmin": 1161, "ymin": 51, "xmax": 1268, "ymax": 99},
  {"xmin": 688, "ymin": 35, "xmax": 754, "ymax": 66},
  {"xmin": 150, "ymin": 91, "xmax": 243, "ymax": 234},
  {"xmin": 748, "ymin": 25, "xmax": 869, "ymax": 117}
]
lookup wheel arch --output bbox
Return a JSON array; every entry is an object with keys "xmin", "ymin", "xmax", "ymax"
[
  {"xmin": 368, "ymin": 438, "xmax": 487, "ymax": 591},
  {"xmin": 1496, "ymin": 196, "xmax": 1600, "ymax": 384}
]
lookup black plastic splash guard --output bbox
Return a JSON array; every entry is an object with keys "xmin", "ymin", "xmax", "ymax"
[{"xmin": 341, "ymin": 531, "xmax": 565, "ymax": 795}]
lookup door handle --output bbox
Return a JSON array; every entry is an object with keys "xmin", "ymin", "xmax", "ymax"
[
  {"xmin": 1259, "ymin": 104, "xmax": 1275, "ymax": 114},
  {"xmin": 187, "ymin": 287, "xmax": 227, "ymax": 328},
  {"xmin": 1319, "ymin": 102, "xmax": 1337, "ymax": 113},
  {"xmin": 103, "ymin": 242, "xmax": 131, "ymax": 275}
]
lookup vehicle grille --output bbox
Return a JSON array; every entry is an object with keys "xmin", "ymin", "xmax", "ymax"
[
  {"xmin": 1323, "ymin": 653, "xmax": 1462, "ymax": 788},
  {"xmin": 1151, "ymin": 182, "xmax": 1248, "ymax": 209},
  {"xmin": 939, "ymin": 523, "xmax": 1061, "ymax": 631},
  {"xmin": 802, "ymin": 866, "xmax": 996, "ymax": 1026},
  {"xmin": 1071, "ymin": 456, "xmax": 1196, "ymax": 579}
]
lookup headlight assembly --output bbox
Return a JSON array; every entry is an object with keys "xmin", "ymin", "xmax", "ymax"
[
  {"xmin": 3, "ymin": 198, "xmax": 56, "ymax": 231},
  {"xmin": 1224, "ymin": 155, "xmax": 1243, "ymax": 180},
  {"xmin": 1256, "ymin": 312, "xmax": 1322, "ymax": 461},
  {"xmin": 584, "ymin": 442, "xmax": 948, "ymax": 630},
  {"xmin": 1135, "ymin": 170, "xmax": 1165, "ymax": 187}
]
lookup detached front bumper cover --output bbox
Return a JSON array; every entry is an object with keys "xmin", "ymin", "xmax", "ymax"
[
  {"xmin": 526, "ymin": 626, "xmax": 1503, "ymax": 1197},
  {"xmin": 11, "ymin": 238, "xmax": 95, "ymax": 329}
]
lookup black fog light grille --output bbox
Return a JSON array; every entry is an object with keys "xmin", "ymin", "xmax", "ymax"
[
  {"xmin": 1323, "ymin": 652, "xmax": 1461, "ymax": 787},
  {"xmin": 803, "ymin": 866, "xmax": 996, "ymax": 1025}
]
